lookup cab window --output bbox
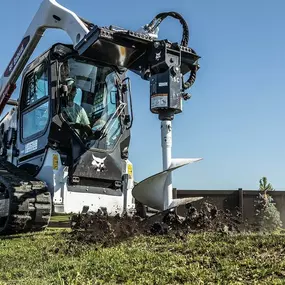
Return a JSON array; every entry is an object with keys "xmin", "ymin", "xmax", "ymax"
[{"xmin": 21, "ymin": 63, "xmax": 50, "ymax": 140}]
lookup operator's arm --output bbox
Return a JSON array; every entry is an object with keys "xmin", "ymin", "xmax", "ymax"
[
  {"xmin": 79, "ymin": 108, "xmax": 90, "ymax": 125},
  {"xmin": 74, "ymin": 106, "xmax": 93, "ymax": 136}
]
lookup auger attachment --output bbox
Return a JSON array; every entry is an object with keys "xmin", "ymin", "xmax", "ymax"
[{"xmin": 131, "ymin": 12, "xmax": 203, "ymax": 212}]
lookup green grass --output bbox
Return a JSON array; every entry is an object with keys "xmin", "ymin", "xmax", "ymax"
[
  {"xmin": 1, "ymin": 228, "xmax": 285, "ymax": 284},
  {"xmin": 50, "ymin": 214, "xmax": 71, "ymax": 223}
]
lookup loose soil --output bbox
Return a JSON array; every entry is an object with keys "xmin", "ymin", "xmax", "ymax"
[{"xmin": 67, "ymin": 202, "xmax": 246, "ymax": 246}]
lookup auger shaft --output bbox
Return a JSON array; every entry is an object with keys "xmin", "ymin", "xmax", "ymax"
[{"xmin": 161, "ymin": 120, "xmax": 173, "ymax": 210}]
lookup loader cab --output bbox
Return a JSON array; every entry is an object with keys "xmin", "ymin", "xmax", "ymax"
[
  {"xmin": 15, "ymin": 43, "xmax": 133, "ymax": 195},
  {"xmin": 58, "ymin": 56, "xmax": 125, "ymax": 150}
]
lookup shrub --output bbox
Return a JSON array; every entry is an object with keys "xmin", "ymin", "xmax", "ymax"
[{"xmin": 254, "ymin": 177, "xmax": 282, "ymax": 232}]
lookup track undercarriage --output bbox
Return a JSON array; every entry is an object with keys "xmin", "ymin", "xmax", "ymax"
[{"xmin": 0, "ymin": 159, "xmax": 51, "ymax": 235}]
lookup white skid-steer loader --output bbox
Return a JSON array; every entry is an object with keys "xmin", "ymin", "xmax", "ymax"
[{"xmin": 0, "ymin": 0, "xmax": 202, "ymax": 235}]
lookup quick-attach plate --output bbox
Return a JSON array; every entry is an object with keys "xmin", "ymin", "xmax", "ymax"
[{"xmin": 74, "ymin": 26, "xmax": 200, "ymax": 76}]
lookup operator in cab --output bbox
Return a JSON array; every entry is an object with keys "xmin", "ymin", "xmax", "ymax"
[
  {"xmin": 62, "ymin": 77, "xmax": 92, "ymax": 136},
  {"xmin": 63, "ymin": 77, "xmax": 90, "ymax": 125}
]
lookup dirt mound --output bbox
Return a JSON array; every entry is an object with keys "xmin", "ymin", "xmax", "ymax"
[{"xmin": 67, "ymin": 202, "xmax": 244, "ymax": 246}]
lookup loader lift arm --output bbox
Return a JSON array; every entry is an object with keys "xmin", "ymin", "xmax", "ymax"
[{"xmin": 0, "ymin": 0, "xmax": 90, "ymax": 116}]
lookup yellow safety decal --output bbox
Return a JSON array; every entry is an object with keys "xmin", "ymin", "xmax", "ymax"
[
  {"xmin": 127, "ymin": 164, "xmax": 133, "ymax": 179},
  {"xmin": 53, "ymin": 154, "xmax": 58, "ymax": 170}
]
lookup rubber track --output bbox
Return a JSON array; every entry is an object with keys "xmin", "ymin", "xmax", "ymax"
[{"xmin": 0, "ymin": 159, "xmax": 51, "ymax": 235}]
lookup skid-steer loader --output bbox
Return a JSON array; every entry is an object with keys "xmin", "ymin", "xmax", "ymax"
[{"xmin": 0, "ymin": 0, "xmax": 202, "ymax": 235}]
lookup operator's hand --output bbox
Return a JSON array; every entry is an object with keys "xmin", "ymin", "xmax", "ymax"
[
  {"xmin": 72, "ymin": 123, "xmax": 92, "ymax": 136},
  {"xmin": 92, "ymin": 130, "xmax": 102, "ymax": 140},
  {"xmin": 82, "ymin": 124, "xmax": 92, "ymax": 136}
]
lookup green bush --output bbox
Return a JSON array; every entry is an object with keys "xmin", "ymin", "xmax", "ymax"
[{"xmin": 254, "ymin": 177, "xmax": 282, "ymax": 232}]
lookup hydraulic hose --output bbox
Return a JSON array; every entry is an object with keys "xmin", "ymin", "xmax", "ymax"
[
  {"xmin": 145, "ymin": 12, "xmax": 198, "ymax": 91},
  {"xmin": 146, "ymin": 12, "xmax": 189, "ymax": 47}
]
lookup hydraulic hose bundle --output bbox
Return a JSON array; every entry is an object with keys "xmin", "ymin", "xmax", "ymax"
[{"xmin": 143, "ymin": 11, "xmax": 199, "ymax": 92}]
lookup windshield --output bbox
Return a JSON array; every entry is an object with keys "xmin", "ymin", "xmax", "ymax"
[{"xmin": 60, "ymin": 58, "xmax": 123, "ymax": 150}]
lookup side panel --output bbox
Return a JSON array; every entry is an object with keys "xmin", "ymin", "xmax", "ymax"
[{"xmin": 0, "ymin": 107, "xmax": 18, "ymax": 164}]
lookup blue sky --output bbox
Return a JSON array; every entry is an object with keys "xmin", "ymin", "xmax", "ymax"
[{"xmin": 0, "ymin": 0, "xmax": 285, "ymax": 190}]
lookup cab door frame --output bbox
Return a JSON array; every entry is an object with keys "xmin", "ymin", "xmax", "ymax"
[{"xmin": 16, "ymin": 50, "xmax": 53, "ymax": 175}]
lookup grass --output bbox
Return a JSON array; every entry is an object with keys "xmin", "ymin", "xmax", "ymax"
[
  {"xmin": 1, "ymin": 225, "xmax": 285, "ymax": 285},
  {"xmin": 50, "ymin": 214, "xmax": 71, "ymax": 223}
]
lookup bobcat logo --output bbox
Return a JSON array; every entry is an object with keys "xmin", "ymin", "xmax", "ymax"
[
  {"xmin": 155, "ymin": 51, "xmax": 161, "ymax": 61},
  {"xmin": 92, "ymin": 155, "xmax": 107, "ymax": 172}
]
